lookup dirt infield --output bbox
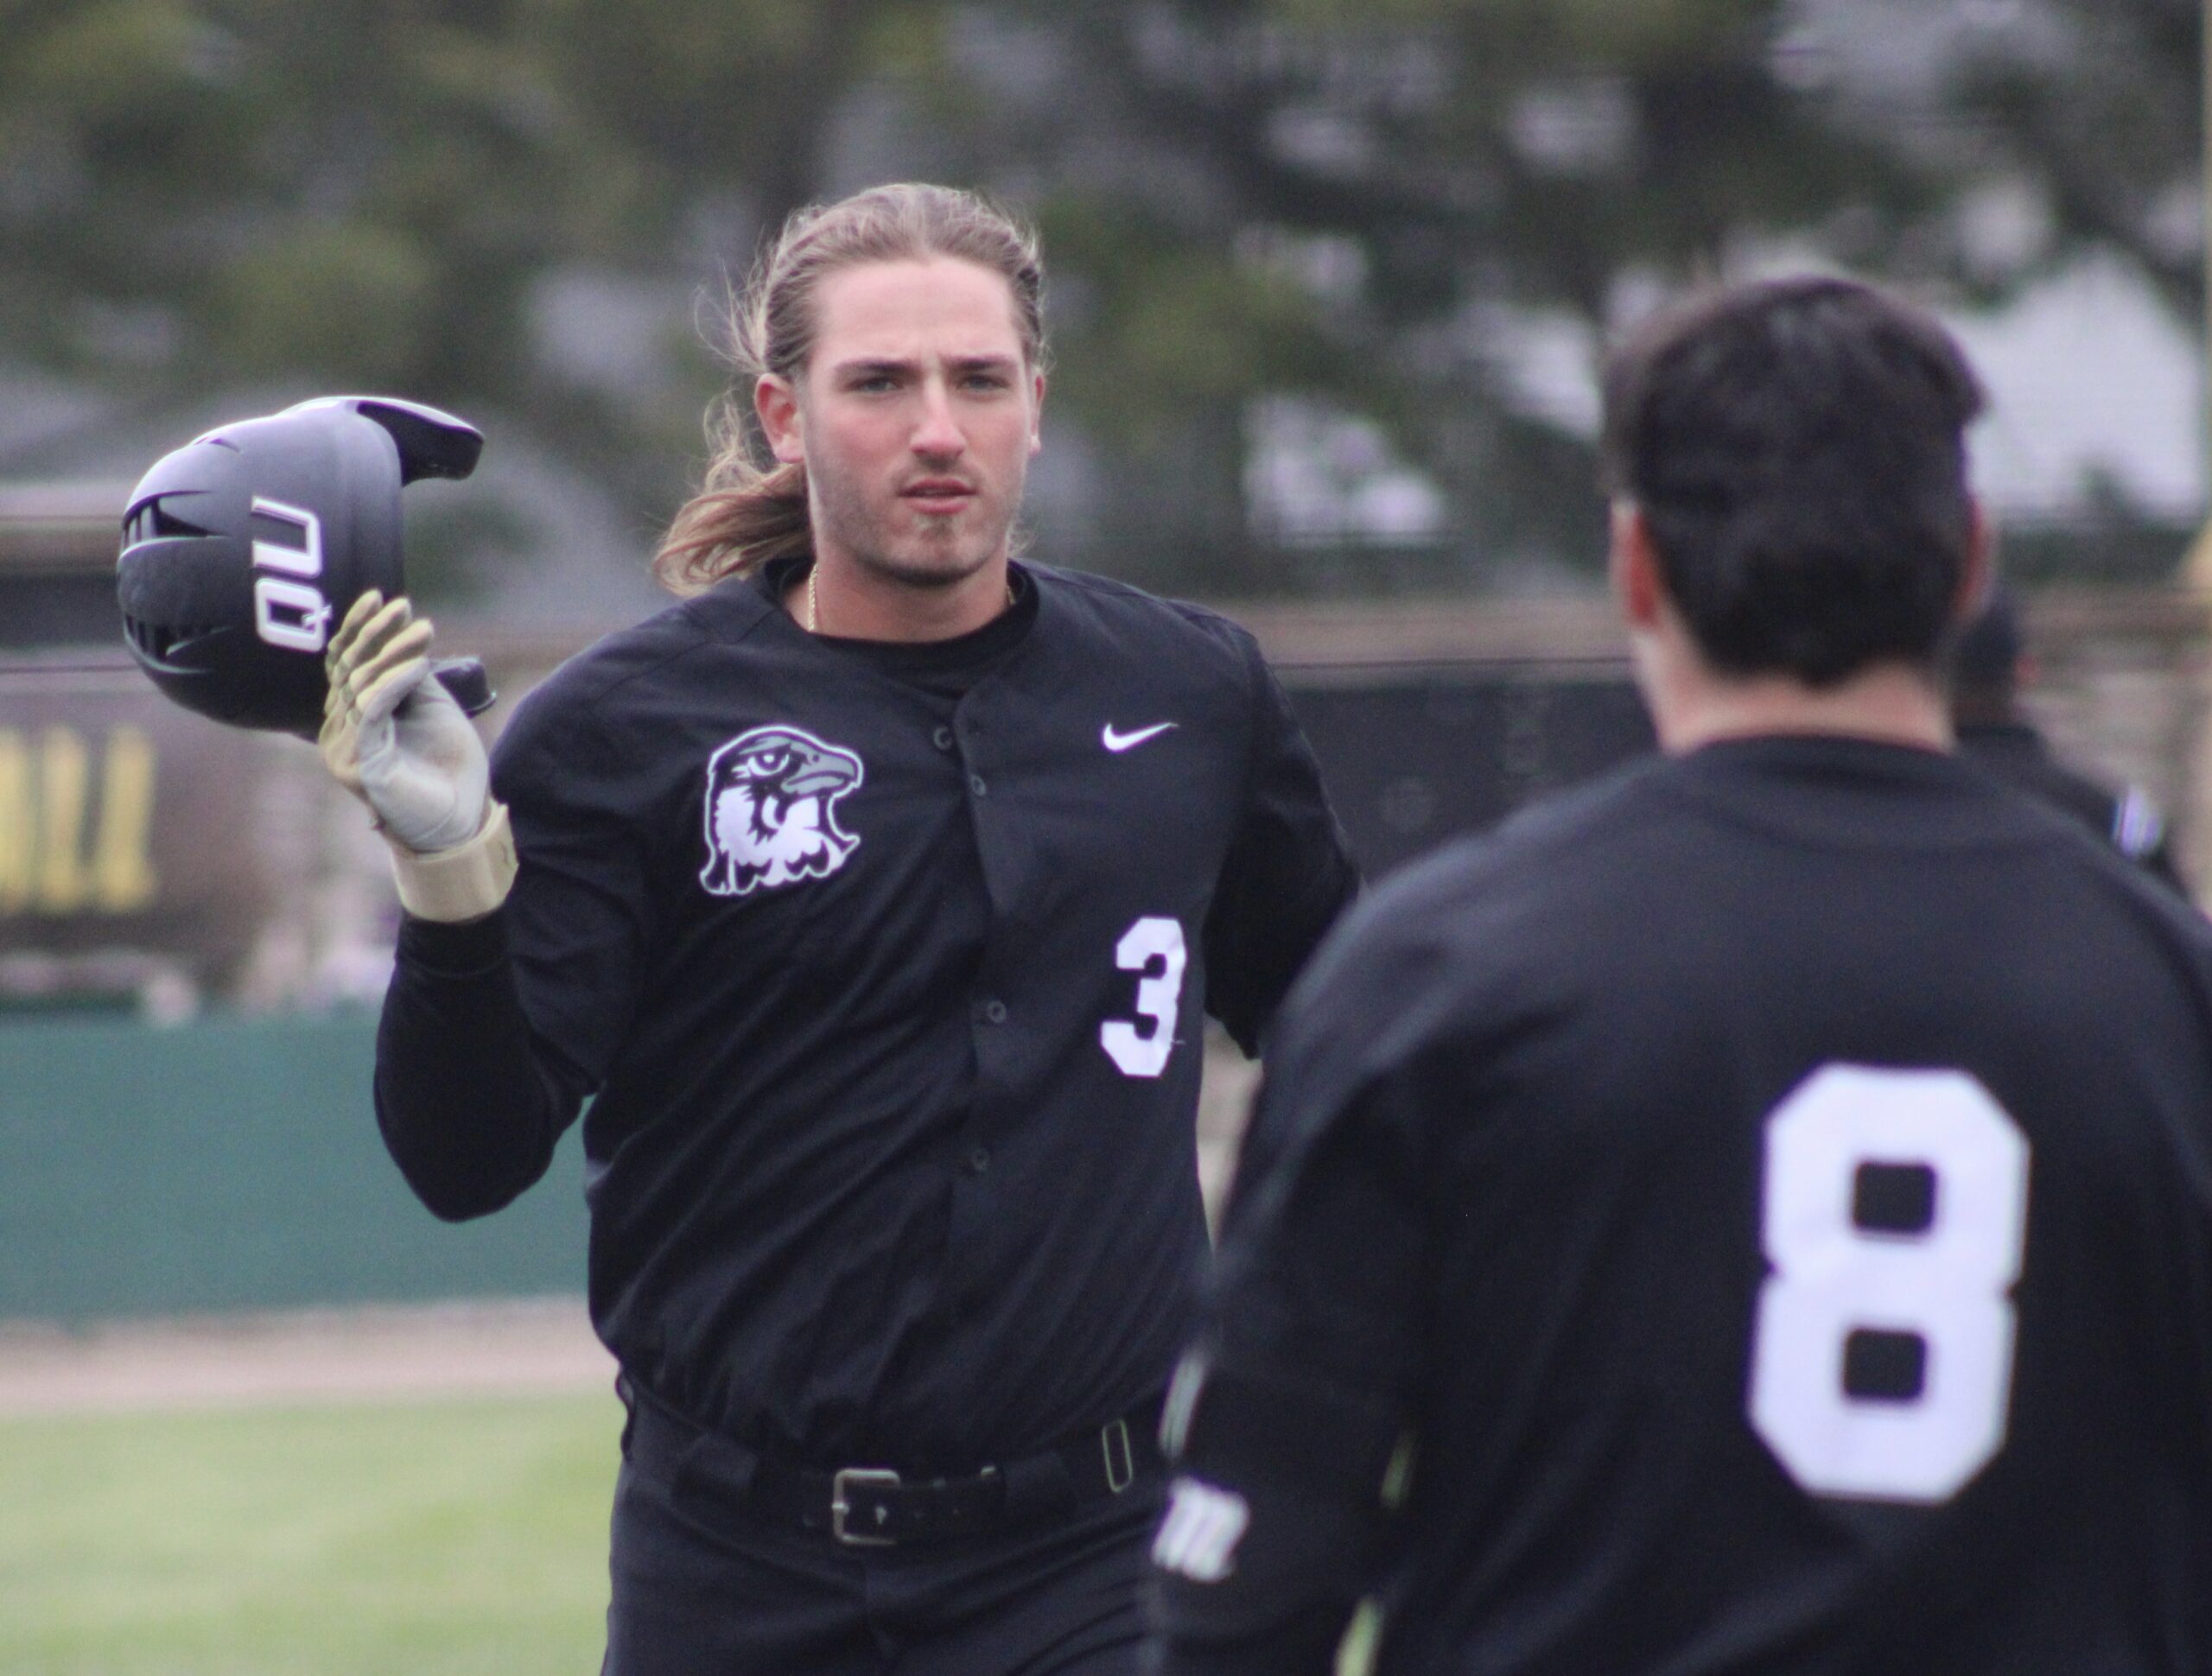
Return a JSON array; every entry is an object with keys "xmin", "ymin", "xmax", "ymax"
[{"xmin": 0, "ymin": 1296, "xmax": 614, "ymax": 1417}]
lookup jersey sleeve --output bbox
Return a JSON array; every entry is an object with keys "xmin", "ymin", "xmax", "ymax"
[
  {"xmin": 1200, "ymin": 632, "xmax": 1359, "ymax": 1056},
  {"xmin": 372, "ymin": 680, "xmax": 654, "ymax": 1221},
  {"xmin": 375, "ymin": 909, "xmax": 590, "ymax": 1219},
  {"xmin": 1151, "ymin": 911, "xmax": 1439, "ymax": 1673},
  {"xmin": 493, "ymin": 692, "xmax": 658, "ymax": 1086}
]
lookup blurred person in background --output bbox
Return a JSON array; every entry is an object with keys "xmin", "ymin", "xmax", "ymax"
[
  {"xmin": 1950, "ymin": 581, "xmax": 2188, "ymax": 896},
  {"xmin": 319, "ymin": 181, "xmax": 1355, "ymax": 1675},
  {"xmin": 1147, "ymin": 276, "xmax": 2212, "ymax": 1675}
]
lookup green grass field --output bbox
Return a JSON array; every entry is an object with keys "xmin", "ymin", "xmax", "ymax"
[
  {"xmin": 0, "ymin": 1390, "xmax": 1387, "ymax": 1676},
  {"xmin": 0, "ymin": 1393, "xmax": 621, "ymax": 1676}
]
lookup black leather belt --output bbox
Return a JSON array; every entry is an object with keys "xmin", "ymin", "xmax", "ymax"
[{"xmin": 624, "ymin": 1381, "xmax": 1165, "ymax": 1548}]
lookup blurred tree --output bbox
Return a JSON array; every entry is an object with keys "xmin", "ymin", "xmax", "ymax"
[
  {"xmin": 0, "ymin": 0, "xmax": 2196, "ymax": 600},
  {"xmin": 0, "ymin": 0, "xmax": 944, "ymax": 586},
  {"xmin": 948, "ymin": 0, "xmax": 2203, "ymax": 590},
  {"xmin": 1821, "ymin": 0, "xmax": 2202, "ymax": 321},
  {"xmin": 1762, "ymin": 0, "xmax": 2203, "ymax": 579},
  {"xmin": 932, "ymin": 0, "xmax": 1953, "ymax": 588}
]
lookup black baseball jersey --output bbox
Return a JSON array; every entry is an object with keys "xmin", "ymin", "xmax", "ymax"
[
  {"xmin": 1957, "ymin": 718, "xmax": 2189, "ymax": 897},
  {"xmin": 1159, "ymin": 736, "xmax": 2212, "ymax": 1674},
  {"xmin": 373, "ymin": 558, "xmax": 1356, "ymax": 1470}
]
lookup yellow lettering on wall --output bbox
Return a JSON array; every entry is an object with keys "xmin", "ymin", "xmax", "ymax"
[
  {"xmin": 0, "ymin": 731, "xmax": 28, "ymax": 915},
  {"xmin": 92, "ymin": 725, "xmax": 158, "ymax": 912},
  {"xmin": 37, "ymin": 728, "xmax": 89, "ymax": 913},
  {"xmin": 0, "ymin": 727, "xmax": 165, "ymax": 918}
]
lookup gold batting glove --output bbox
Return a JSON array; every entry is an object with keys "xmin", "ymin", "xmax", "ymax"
[
  {"xmin": 320, "ymin": 589, "xmax": 514, "ymax": 921},
  {"xmin": 321, "ymin": 591, "xmax": 429, "ymax": 805}
]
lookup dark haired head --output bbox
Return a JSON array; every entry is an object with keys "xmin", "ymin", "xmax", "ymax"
[
  {"xmin": 1599, "ymin": 276, "xmax": 1986, "ymax": 687},
  {"xmin": 1951, "ymin": 580, "xmax": 2023, "ymax": 693},
  {"xmin": 654, "ymin": 183, "xmax": 1046, "ymax": 594}
]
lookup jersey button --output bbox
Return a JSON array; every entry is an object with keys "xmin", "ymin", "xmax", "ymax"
[
  {"xmin": 932, "ymin": 725, "xmax": 954, "ymax": 752},
  {"xmin": 969, "ymin": 773, "xmax": 988, "ymax": 797},
  {"xmin": 982, "ymin": 999, "xmax": 1007, "ymax": 1025},
  {"xmin": 967, "ymin": 1146, "xmax": 991, "ymax": 1175}
]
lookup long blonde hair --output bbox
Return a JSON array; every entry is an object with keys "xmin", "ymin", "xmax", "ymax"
[{"xmin": 653, "ymin": 183, "xmax": 1049, "ymax": 594}]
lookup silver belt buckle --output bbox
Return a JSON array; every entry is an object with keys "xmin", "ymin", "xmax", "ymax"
[
  {"xmin": 1101, "ymin": 1416, "xmax": 1135, "ymax": 1494},
  {"xmin": 830, "ymin": 1466, "xmax": 903, "ymax": 1546}
]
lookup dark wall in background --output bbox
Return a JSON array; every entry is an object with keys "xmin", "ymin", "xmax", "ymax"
[
  {"xmin": 1284, "ymin": 667, "xmax": 1656, "ymax": 879},
  {"xmin": 0, "ymin": 663, "xmax": 1653, "ymax": 1325}
]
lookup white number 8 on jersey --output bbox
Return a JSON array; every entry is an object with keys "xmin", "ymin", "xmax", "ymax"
[{"xmin": 1748, "ymin": 1063, "xmax": 2031, "ymax": 1504}]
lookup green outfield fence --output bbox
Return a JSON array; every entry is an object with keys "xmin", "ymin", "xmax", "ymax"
[{"xmin": 0, "ymin": 1011, "xmax": 588, "ymax": 1322}]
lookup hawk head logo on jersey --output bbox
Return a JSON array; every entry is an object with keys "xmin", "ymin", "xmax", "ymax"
[{"xmin": 698, "ymin": 725, "xmax": 865, "ymax": 898}]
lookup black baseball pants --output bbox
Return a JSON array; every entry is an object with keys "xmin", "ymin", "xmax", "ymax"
[{"xmin": 601, "ymin": 1393, "xmax": 1164, "ymax": 1675}]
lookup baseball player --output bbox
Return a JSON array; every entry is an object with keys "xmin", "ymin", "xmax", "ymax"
[
  {"xmin": 1950, "ymin": 582, "xmax": 2189, "ymax": 896},
  {"xmin": 1147, "ymin": 277, "xmax": 2212, "ymax": 1673},
  {"xmin": 320, "ymin": 182, "xmax": 1357, "ymax": 1674}
]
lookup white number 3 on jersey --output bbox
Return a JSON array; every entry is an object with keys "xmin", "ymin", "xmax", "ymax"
[
  {"xmin": 1101, "ymin": 917, "xmax": 1187, "ymax": 1078},
  {"xmin": 1747, "ymin": 1063, "xmax": 2031, "ymax": 1504}
]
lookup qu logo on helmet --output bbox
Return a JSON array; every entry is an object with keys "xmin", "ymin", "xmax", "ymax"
[
  {"xmin": 248, "ymin": 497, "xmax": 333, "ymax": 653},
  {"xmin": 698, "ymin": 725, "xmax": 864, "ymax": 898}
]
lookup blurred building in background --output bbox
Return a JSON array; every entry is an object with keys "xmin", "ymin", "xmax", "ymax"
[
  {"xmin": 0, "ymin": 489, "xmax": 396, "ymax": 1018},
  {"xmin": 3, "ymin": 479, "xmax": 2202, "ymax": 1023},
  {"xmin": 2, "ymin": 0, "xmax": 2207, "ymax": 1329},
  {"xmin": 2, "ymin": 0, "xmax": 2201, "ymax": 608}
]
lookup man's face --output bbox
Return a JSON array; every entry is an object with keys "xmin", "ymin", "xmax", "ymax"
[{"xmin": 758, "ymin": 256, "xmax": 1044, "ymax": 590}]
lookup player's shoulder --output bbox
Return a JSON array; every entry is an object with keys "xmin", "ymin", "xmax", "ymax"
[
  {"xmin": 1276, "ymin": 754, "xmax": 1674, "ymax": 1055},
  {"xmin": 1027, "ymin": 562, "xmax": 1263, "ymax": 671},
  {"xmin": 493, "ymin": 581, "xmax": 768, "ymax": 765},
  {"xmin": 1378, "ymin": 751, "xmax": 1674, "ymax": 925},
  {"xmin": 506, "ymin": 587, "xmax": 769, "ymax": 733},
  {"xmin": 1233, "ymin": 765, "xmax": 1669, "ymax": 1194},
  {"xmin": 1960, "ymin": 725, "xmax": 2113, "ymax": 826}
]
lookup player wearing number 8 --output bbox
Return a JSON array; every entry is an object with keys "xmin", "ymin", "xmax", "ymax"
[
  {"xmin": 336, "ymin": 184, "xmax": 1355, "ymax": 1673},
  {"xmin": 1148, "ymin": 276, "xmax": 2212, "ymax": 1675}
]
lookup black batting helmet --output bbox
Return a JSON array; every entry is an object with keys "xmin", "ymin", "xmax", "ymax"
[{"xmin": 117, "ymin": 396, "xmax": 485, "ymax": 739}]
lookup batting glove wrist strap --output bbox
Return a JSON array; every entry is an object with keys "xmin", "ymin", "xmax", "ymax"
[{"xmin": 390, "ymin": 799, "xmax": 517, "ymax": 923}]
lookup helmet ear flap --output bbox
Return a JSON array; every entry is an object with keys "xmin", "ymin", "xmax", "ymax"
[{"xmin": 286, "ymin": 396, "xmax": 483, "ymax": 486}]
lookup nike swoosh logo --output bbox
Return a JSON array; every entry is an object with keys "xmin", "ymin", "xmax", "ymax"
[{"xmin": 1103, "ymin": 721, "xmax": 1179, "ymax": 753}]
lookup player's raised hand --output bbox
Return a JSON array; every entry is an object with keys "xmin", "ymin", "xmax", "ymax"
[
  {"xmin": 321, "ymin": 589, "xmax": 489, "ymax": 854},
  {"xmin": 321, "ymin": 592, "xmax": 419, "ymax": 799}
]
